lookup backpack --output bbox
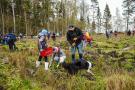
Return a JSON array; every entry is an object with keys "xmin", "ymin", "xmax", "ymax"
[{"xmin": 6, "ymin": 33, "xmax": 16, "ymax": 42}]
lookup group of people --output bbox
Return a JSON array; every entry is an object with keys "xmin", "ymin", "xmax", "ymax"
[
  {"xmin": 36, "ymin": 25, "xmax": 93, "ymax": 71},
  {"xmin": 126, "ymin": 29, "xmax": 135, "ymax": 36},
  {"xmin": 0, "ymin": 25, "xmax": 93, "ymax": 72},
  {"xmin": 105, "ymin": 29, "xmax": 135, "ymax": 39}
]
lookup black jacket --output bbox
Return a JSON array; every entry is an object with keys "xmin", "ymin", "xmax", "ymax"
[{"xmin": 66, "ymin": 27, "xmax": 83, "ymax": 46}]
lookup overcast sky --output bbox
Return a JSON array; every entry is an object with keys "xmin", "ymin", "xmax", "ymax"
[{"xmin": 86, "ymin": 0, "xmax": 123, "ymax": 16}]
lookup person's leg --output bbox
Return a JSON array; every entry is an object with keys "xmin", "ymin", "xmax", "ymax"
[
  {"xmin": 12, "ymin": 41, "xmax": 16, "ymax": 50},
  {"xmin": 8, "ymin": 41, "xmax": 13, "ymax": 51},
  {"xmin": 8, "ymin": 43, "xmax": 12, "ymax": 50},
  {"xmin": 44, "ymin": 56, "xmax": 49, "ymax": 70},
  {"xmin": 36, "ymin": 56, "xmax": 42, "ymax": 68},
  {"xmin": 77, "ymin": 42, "xmax": 83, "ymax": 61},
  {"xmin": 71, "ymin": 46, "xmax": 76, "ymax": 63},
  {"xmin": 54, "ymin": 56, "xmax": 60, "ymax": 68},
  {"xmin": 10, "ymin": 40, "xmax": 15, "ymax": 50},
  {"xmin": 89, "ymin": 41, "xmax": 92, "ymax": 47},
  {"xmin": 82, "ymin": 40, "xmax": 87, "ymax": 48}
]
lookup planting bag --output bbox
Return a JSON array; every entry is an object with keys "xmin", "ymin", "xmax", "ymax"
[{"xmin": 40, "ymin": 47, "xmax": 53, "ymax": 57}]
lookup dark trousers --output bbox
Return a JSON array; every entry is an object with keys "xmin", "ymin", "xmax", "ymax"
[
  {"xmin": 8, "ymin": 40, "xmax": 16, "ymax": 51},
  {"xmin": 38, "ymin": 56, "xmax": 48, "ymax": 62}
]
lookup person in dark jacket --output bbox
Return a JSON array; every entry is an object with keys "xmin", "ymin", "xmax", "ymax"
[
  {"xmin": 66, "ymin": 25, "xmax": 83, "ymax": 63},
  {"xmin": 51, "ymin": 32, "xmax": 56, "ymax": 41},
  {"xmin": 6, "ymin": 33, "xmax": 17, "ymax": 51},
  {"xmin": 114, "ymin": 31, "xmax": 118, "ymax": 37},
  {"xmin": 127, "ymin": 30, "xmax": 131, "ymax": 36},
  {"xmin": 105, "ymin": 30, "xmax": 110, "ymax": 39}
]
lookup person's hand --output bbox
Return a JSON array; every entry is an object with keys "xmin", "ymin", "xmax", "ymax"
[
  {"xmin": 72, "ymin": 43, "xmax": 75, "ymax": 46},
  {"xmin": 73, "ymin": 38, "xmax": 77, "ymax": 41},
  {"xmin": 56, "ymin": 64, "xmax": 59, "ymax": 68}
]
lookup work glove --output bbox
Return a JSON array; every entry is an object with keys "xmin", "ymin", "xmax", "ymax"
[
  {"xmin": 72, "ymin": 43, "xmax": 75, "ymax": 46},
  {"xmin": 56, "ymin": 64, "xmax": 59, "ymax": 68}
]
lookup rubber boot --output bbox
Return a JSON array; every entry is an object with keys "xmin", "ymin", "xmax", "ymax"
[
  {"xmin": 33, "ymin": 61, "xmax": 41, "ymax": 75},
  {"xmin": 36, "ymin": 61, "xmax": 40, "ymax": 68},
  {"xmin": 45, "ymin": 62, "xmax": 49, "ymax": 70}
]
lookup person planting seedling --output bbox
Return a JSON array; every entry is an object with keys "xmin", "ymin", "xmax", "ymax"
[
  {"xmin": 51, "ymin": 46, "xmax": 66, "ymax": 68},
  {"xmin": 66, "ymin": 25, "xmax": 83, "ymax": 63}
]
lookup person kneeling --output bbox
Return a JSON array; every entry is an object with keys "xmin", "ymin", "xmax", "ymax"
[{"xmin": 53, "ymin": 47, "xmax": 66, "ymax": 68}]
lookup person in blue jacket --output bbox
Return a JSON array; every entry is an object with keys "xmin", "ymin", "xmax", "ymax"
[
  {"xmin": 36, "ymin": 29, "xmax": 49, "ymax": 71},
  {"xmin": 6, "ymin": 33, "xmax": 17, "ymax": 51}
]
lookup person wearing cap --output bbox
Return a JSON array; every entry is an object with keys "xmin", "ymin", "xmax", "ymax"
[
  {"xmin": 36, "ymin": 29, "xmax": 49, "ymax": 71},
  {"xmin": 66, "ymin": 25, "xmax": 83, "ymax": 63},
  {"xmin": 52, "ymin": 46, "xmax": 66, "ymax": 68}
]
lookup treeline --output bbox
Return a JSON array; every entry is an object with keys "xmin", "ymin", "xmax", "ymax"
[
  {"xmin": 0, "ymin": 0, "xmax": 85, "ymax": 35},
  {"xmin": 0, "ymin": 0, "xmax": 135, "ymax": 35}
]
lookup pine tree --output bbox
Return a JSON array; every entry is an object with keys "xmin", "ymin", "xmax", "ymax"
[
  {"xmin": 80, "ymin": 0, "xmax": 85, "ymax": 22},
  {"xmin": 132, "ymin": 0, "xmax": 135, "ymax": 12},
  {"xmin": 91, "ymin": 0, "xmax": 99, "ymax": 31},
  {"xmin": 0, "ymin": 0, "xmax": 9, "ymax": 34},
  {"xmin": 79, "ymin": 0, "xmax": 89, "ymax": 29},
  {"xmin": 122, "ymin": 0, "xmax": 134, "ymax": 31},
  {"xmin": 91, "ymin": 0, "xmax": 98, "ymax": 21},
  {"xmin": 97, "ymin": 6, "xmax": 102, "ymax": 33},
  {"xmin": 23, "ymin": 0, "xmax": 31, "ymax": 36},
  {"xmin": 115, "ymin": 8, "xmax": 122, "ymax": 32},
  {"xmin": 103, "ymin": 4, "xmax": 111, "ymax": 32}
]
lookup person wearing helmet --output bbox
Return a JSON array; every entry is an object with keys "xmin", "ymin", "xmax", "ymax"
[
  {"xmin": 66, "ymin": 25, "xmax": 83, "ymax": 63},
  {"xmin": 36, "ymin": 29, "xmax": 49, "ymax": 71},
  {"xmin": 52, "ymin": 46, "xmax": 66, "ymax": 68}
]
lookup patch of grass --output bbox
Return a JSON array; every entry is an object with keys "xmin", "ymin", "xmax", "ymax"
[{"xmin": 0, "ymin": 35, "xmax": 135, "ymax": 90}]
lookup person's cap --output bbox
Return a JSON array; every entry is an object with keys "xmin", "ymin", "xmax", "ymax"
[
  {"xmin": 68, "ymin": 25, "xmax": 74, "ymax": 30},
  {"xmin": 41, "ymin": 29, "xmax": 48, "ymax": 35}
]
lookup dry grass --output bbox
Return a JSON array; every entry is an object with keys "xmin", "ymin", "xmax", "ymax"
[
  {"xmin": 0, "ymin": 35, "xmax": 135, "ymax": 90},
  {"xmin": 105, "ymin": 74, "xmax": 135, "ymax": 90}
]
